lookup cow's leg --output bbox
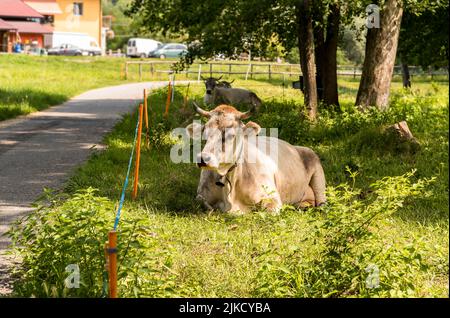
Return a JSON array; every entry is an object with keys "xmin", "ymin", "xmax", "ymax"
[
  {"xmin": 295, "ymin": 186, "xmax": 315, "ymax": 209},
  {"xmin": 260, "ymin": 193, "xmax": 282, "ymax": 214},
  {"xmin": 196, "ymin": 194, "xmax": 214, "ymax": 211},
  {"xmin": 310, "ymin": 163, "xmax": 327, "ymax": 206}
]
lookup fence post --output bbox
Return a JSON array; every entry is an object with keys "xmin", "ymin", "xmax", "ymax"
[
  {"xmin": 143, "ymin": 89, "xmax": 149, "ymax": 148},
  {"xmin": 245, "ymin": 63, "xmax": 251, "ymax": 81},
  {"xmin": 183, "ymin": 83, "xmax": 190, "ymax": 109},
  {"xmin": 150, "ymin": 63, "xmax": 154, "ymax": 79},
  {"xmin": 228, "ymin": 64, "xmax": 232, "ymax": 76},
  {"xmin": 250, "ymin": 64, "xmax": 254, "ymax": 79},
  {"xmin": 197, "ymin": 64, "xmax": 202, "ymax": 82},
  {"xmin": 171, "ymin": 74, "xmax": 175, "ymax": 102},
  {"xmin": 132, "ymin": 104, "xmax": 143, "ymax": 200},
  {"xmin": 165, "ymin": 82, "xmax": 172, "ymax": 117},
  {"xmin": 209, "ymin": 63, "xmax": 213, "ymax": 77},
  {"xmin": 125, "ymin": 62, "xmax": 128, "ymax": 80},
  {"xmin": 268, "ymin": 64, "xmax": 272, "ymax": 81},
  {"xmin": 138, "ymin": 63, "xmax": 142, "ymax": 81},
  {"xmin": 108, "ymin": 231, "xmax": 118, "ymax": 298}
]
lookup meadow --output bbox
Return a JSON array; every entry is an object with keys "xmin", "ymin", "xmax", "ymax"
[
  {"xmin": 3, "ymin": 56, "xmax": 449, "ymax": 297},
  {"xmin": 0, "ymin": 55, "xmax": 130, "ymax": 121}
]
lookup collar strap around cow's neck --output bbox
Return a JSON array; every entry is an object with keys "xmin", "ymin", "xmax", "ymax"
[
  {"xmin": 215, "ymin": 163, "xmax": 237, "ymax": 187},
  {"xmin": 215, "ymin": 139, "xmax": 244, "ymax": 188}
]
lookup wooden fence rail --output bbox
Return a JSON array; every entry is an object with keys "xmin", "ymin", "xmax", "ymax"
[{"xmin": 123, "ymin": 61, "xmax": 449, "ymax": 82}]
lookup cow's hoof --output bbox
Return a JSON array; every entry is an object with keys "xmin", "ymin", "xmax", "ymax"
[
  {"xmin": 298, "ymin": 201, "xmax": 314, "ymax": 209},
  {"xmin": 316, "ymin": 201, "xmax": 327, "ymax": 207}
]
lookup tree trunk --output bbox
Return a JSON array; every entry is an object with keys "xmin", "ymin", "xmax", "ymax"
[
  {"xmin": 314, "ymin": 3, "xmax": 340, "ymax": 108},
  {"xmin": 296, "ymin": 0, "xmax": 318, "ymax": 120},
  {"xmin": 314, "ymin": 25, "xmax": 325, "ymax": 101},
  {"xmin": 356, "ymin": 0, "xmax": 403, "ymax": 110},
  {"xmin": 322, "ymin": 3, "xmax": 340, "ymax": 107},
  {"xmin": 401, "ymin": 63, "xmax": 411, "ymax": 88}
]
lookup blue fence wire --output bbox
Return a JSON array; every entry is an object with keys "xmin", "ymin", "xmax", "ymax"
[
  {"xmin": 103, "ymin": 106, "xmax": 141, "ymax": 297},
  {"xmin": 113, "ymin": 107, "xmax": 141, "ymax": 231}
]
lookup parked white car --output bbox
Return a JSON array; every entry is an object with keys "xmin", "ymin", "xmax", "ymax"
[
  {"xmin": 126, "ymin": 38, "xmax": 162, "ymax": 58},
  {"xmin": 50, "ymin": 32, "xmax": 102, "ymax": 56}
]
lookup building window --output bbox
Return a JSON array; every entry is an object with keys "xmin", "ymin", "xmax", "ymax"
[
  {"xmin": 73, "ymin": 2, "xmax": 83, "ymax": 16},
  {"xmin": 44, "ymin": 15, "xmax": 54, "ymax": 25}
]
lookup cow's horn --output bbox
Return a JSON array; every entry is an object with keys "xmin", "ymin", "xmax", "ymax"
[
  {"xmin": 193, "ymin": 101, "xmax": 211, "ymax": 117},
  {"xmin": 239, "ymin": 104, "xmax": 256, "ymax": 120}
]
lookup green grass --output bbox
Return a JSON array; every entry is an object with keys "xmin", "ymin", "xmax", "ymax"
[
  {"xmin": 0, "ymin": 55, "xmax": 130, "ymax": 121},
  {"xmin": 5, "ymin": 67, "xmax": 449, "ymax": 297}
]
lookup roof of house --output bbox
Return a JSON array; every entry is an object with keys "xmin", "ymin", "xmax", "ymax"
[
  {"xmin": 6, "ymin": 20, "xmax": 52, "ymax": 33},
  {"xmin": 0, "ymin": 18, "xmax": 17, "ymax": 30},
  {"xmin": 0, "ymin": 0, "xmax": 43, "ymax": 18},
  {"xmin": 23, "ymin": 0, "xmax": 62, "ymax": 15}
]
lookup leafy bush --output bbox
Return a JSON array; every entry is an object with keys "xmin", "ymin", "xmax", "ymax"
[
  {"xmin": 254, "ymin": 170, "xmax": 435, "ymax": 297},
  {"xmin": 7, "ymin": 188, "xmax": 177, "ymax": 297}
]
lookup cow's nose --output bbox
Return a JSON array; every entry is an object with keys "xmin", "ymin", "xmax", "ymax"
[
  {"xmin": 206, "ymin": 90, "xmax": 212, "ymax": 94},
  {"xmin": 201, "ymin": 153, "xmax": 211, "ymax": 164},
  {"xmin": 197, "ymin": 153, "xmax": 211, "ymax": 168}
]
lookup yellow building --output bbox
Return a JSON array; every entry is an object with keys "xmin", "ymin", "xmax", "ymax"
[{"xmin": 24, "ymin": 0, "xmax": 103, "ymax": 49}]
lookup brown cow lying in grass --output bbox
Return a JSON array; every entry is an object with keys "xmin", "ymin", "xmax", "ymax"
[{"xmin": 187, "ymin": 103, "xmax": 326, "ymax": 214}]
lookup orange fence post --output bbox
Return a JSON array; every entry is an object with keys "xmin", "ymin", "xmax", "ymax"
[
  {"xmin": 108, "ymin": 231, "xmax": 118, "ymax": 298},
  {"xmin": 143, "ymin": 89, "xmax": 150, "ymax": 148},
  {"xmin": 164, "ymin": 82, "xmax": 172, "ymax": 118},
  {"xmin": 132, "ymin": 104, "xmax": 143, "ymax": 200},
  {"xmin": 183, "ymin": 83, "xmax": 190, "ymax": 109},
  {"xmin": 131, "ymin": 104, "xmax": 144, "ymax": 200}
]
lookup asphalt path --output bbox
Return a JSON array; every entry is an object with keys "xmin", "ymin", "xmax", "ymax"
[{"xmin": 0, "ymin": 81, "xmax": 189, "ymax": 295}]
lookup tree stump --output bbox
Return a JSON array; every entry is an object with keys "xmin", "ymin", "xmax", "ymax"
[{"xmin": 384, "ymin": 121, "xmax": 420, "ymax": 153}]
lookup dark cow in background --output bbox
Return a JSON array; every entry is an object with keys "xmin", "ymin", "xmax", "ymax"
[{"xmin": 202, "ymin": 76, "xmax": 262, "ymax": 111}]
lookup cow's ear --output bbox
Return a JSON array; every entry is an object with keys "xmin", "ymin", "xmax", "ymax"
[
  {"xmin": 186, "ymin": 122, "xmax": 203, "ymax": 139},
  {"xmin": 244, "ymin": 121, "xmax": 261, "ymax": 136}
]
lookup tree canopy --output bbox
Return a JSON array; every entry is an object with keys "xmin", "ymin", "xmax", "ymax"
[{"xmin": 398, "ymin": 0, "xmax": 449, "ymax": 69}]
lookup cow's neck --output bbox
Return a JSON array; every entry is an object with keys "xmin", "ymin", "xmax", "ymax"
[
  {"xmin": 215, "ymin": 139, "xmax": 253, "ymax": 195},
  {"xmin": 215, "ymin": 164, "xmax": 237, "ymax": 187}
]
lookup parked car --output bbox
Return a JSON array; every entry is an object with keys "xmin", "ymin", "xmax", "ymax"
[
  {"xmin": 51, "ymin": 32, "xmax": 102, "ymax": 56},
  {"xmin": 127, "ymin": 38, "xmax": 162, "ymax": 58},
  {"xmin": 148, "ymin": 43, "xmax": 188, "ymax": 59},
  {"xmin": 47, "ymin": 43, "xmax": 100, "ymax": 56}
]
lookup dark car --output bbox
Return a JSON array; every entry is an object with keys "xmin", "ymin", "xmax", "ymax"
[{"xmin": 47, "ymin": 44, "xmax": 100, "ymax": 56}]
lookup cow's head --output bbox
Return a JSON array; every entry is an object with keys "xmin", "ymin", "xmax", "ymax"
[
  {"xmin": 202, "ymin": 76, "xmax": 223, "ymax": 95},
  {"xmin": 186, "ymin": 103, "xmax": 260, "ymax": 175}
]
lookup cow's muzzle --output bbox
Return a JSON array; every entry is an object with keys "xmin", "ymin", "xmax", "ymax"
[
  {"xmin": 206, "ymin": 90, "xmax": 212, "ymax": 95},
  {"xmin": 197, "ymin": 153, "xmax": 212, "ymax": 168}
]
